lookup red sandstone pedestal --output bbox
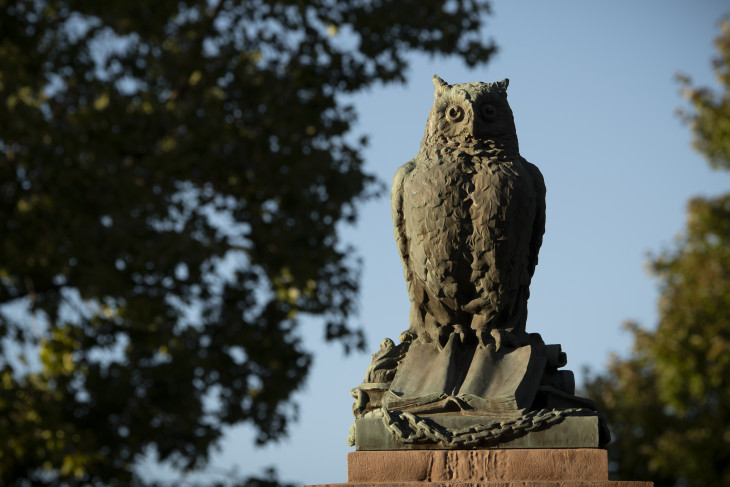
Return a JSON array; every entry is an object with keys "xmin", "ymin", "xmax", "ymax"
[{"xmin": 306, "ymin": 449, "xmax": 653, "ymax": 487}]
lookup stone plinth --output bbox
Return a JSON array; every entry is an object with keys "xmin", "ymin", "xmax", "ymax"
[{"xmin": 305, "ymin": 449, "xmax": 653, "ymax": 487}]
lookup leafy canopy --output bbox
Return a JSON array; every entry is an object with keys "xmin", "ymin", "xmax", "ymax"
[
  {"xmin": 0, "ymin": 0, "xmax": 495, "ymax": 485},
  {"xmin": 584, "ymin": 17, "xmax": 730, "ymax": 487}
]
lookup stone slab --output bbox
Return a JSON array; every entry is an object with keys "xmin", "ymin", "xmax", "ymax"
[
  {"xmin": 309, "ymin": 482, "xmax": 653, "ymax": 486},
  {"xmin": 347, "ymin": 450, "xmax": 608, "ymax": 482},
  {"xmin": 354, "ymin": 415, "xmax": 600, "ymax": 450},
  {"xmin": 305, "ymin": 449, "xmax": 653, "ymax": 487}
]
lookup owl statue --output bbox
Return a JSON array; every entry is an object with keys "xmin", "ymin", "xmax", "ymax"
[
  {"xmin": 392, "ymin": 75, "xmax": 545, "ymax": 349},
  {"xmin": 347, "ymin": 77, "xmax": 607, "ymax": 449}
]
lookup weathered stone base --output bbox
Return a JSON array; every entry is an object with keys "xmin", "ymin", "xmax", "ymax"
[
  {"xmin": 353, "ymin": 414, "xmax": 602, "ymax": 450},
  {"xmin": 348, "ymin": 450, "xmax": 608, "ymax": 482},
  {"xmin": 305, "ymin": 449, "xmax": 652, "ymax": 487},
  {"xmin": 317, "ymin": 482, "xmax": 651, "ymax": 486}
]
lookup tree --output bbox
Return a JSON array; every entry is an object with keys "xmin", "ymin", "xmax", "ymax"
[
  {"xmin": 584, "ymin": 18, "xmax": 730, "ymax": 487},
  {"xmin": 0, "ymin": 1, "xmax": 496, "ymax": 485}
]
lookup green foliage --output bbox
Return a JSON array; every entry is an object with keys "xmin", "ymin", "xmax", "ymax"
[
  {"xmin": 0, "ymin": 0, "xmax": 495, "ymax": 485},
  {"xmin": 677, "ymin": 20, "xmax": 730, "ymax": 170},
  {"xmin": 585, "ymin": 17, "xmax": 730, "ymax": 487}
]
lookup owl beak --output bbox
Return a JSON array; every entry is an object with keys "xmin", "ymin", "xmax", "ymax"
[{"xmin": 468, "ymin": 108, "xmax": 479, "ymax": 137}]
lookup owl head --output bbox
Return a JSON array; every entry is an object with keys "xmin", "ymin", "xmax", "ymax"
[{"xmin": 422, "ymin": 75, "xmax": 518, "ymax": 157}]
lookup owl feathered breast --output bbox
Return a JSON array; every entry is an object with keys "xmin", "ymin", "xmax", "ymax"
[{"xmin": 392, "ymin": 76, "xmax": 545, "ymax": 343}]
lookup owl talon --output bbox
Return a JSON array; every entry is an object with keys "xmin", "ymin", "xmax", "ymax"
[
  {"xmin": 436, "ymin": 328, "xmax": 450, "ymax": 350},
  {"xmin": 476, "ymin": 330, "xmax": 495, "ymax": 350},
  {"xmin": 398, "ymin": 329, "xmax": 418, "ymax": 344},
  {"xmin": 452, "ymin": 324, "xmax": 468, "ymax": 345}
]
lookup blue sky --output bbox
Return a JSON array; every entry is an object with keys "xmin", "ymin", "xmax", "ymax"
[{"xmin": 141, "ymin": 1, "xmax": 730, "ymax": 485}]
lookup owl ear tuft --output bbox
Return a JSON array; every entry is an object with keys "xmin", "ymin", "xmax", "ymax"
[
  {"xmin": 497, "ymin": 78, "xmax": 509, "ymax": 91},
  {"xmin": 433, "ymin": 75, "xmax": 448, "ymax": 90}
]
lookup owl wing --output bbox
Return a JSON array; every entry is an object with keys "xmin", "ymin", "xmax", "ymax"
[
  {"xmin": 391, "ymin": 159, "xmax": 417, "ymax": 288},
  {"xmin": 525, "ymin": 158, "xmax": 546, "ymax": 277}
]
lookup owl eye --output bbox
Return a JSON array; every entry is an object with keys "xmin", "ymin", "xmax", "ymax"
[
  {"xmin": 481, "ymin": 103, "xmax": 497, "ymax": 119},
  {"xmin": 445, "ymin": 105, "xmax": 464, "ymax": 123}
]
